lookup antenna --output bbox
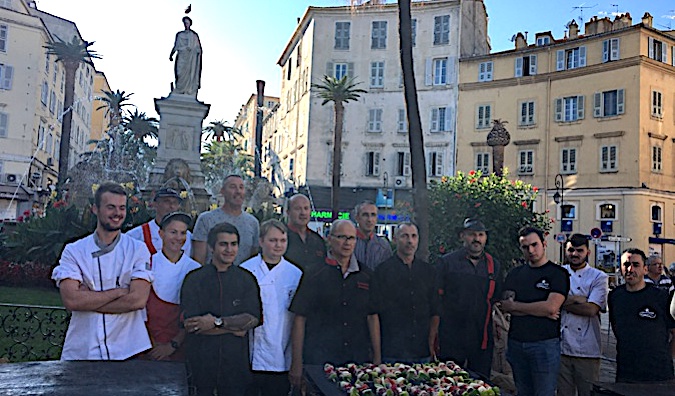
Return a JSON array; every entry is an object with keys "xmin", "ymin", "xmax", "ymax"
[
  {"xmin": 610, "ymin": 4, "xmax": 619, "ymax": 15},
  {"xmin": 572, "ymin": 3, "xmax": 597, "ymax": 24},
  {"xmin": 509, "ymin": 34, "xmax": 517, "ymax": 42}
]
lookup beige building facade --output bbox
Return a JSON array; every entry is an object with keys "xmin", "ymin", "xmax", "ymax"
[
  {"xmin": 266, "ymin": 0, "xmax": 488, "ymax": 212},
  {"xmin": 233, "ymin": 93, "xmax": 279, "ymax": 158},
  {"xmin": 456, "ymin": 13, "xmax": 675, "ymax": 265},
  {"xmin": 90, "ymin": 70, "xmax": 111, "ymax": 149}
]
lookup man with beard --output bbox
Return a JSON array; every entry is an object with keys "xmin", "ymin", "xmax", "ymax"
[
  {"xmin": 354, "ymin": 201, "xmax": 392, "ymax": 271},
  {"xmin": 192, "ymin": 174, "xmax": 259, "ymax": 266},
  {"xmin": 52, "ymin": 182, "xmax": 153, "ymax": 360},
  {"xmin": 127, "ymin": 188, "xmax": 192, "ymax": 257},
  {"xmin": 609, "ymin": 248, "xmax": 675, "ymax": 383},
  {"xmin": 372, "ymin": 223, "xmax": 441, "ymax": 363},
  {"xmin": 284, "ymin": 194, "xmax": 326, "ymax": 271},
  {"xmin": 436, "ymin": 218, "xmax": 500, "ymax": 377},
  {"xmin": 558, "ymin": 234, "xmax": 608, "ymax": 396}
]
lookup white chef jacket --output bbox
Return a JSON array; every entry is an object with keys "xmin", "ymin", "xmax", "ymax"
[
  {"xmin": 52, "ymin": 233, "xmax": 153, "ymax": 360},
  {"xmin": 150, "ymin": 251, "xmax": 200, "ymax": 304},
  {"xmin": 240, "ymin": 255, "xmax": 302, "ymax": 371},
  {"xmin": 126, "ymin": 220, "xmax": 192, "ymax": 256}
]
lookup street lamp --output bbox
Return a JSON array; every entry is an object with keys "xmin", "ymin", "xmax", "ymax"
[
  {"xmin": 383, "ymin": 172, "xmax": 389, "ymax": 238},
  {"xmin": 553, "ymin": 173, "xmax": 564, "ymax": 262}
]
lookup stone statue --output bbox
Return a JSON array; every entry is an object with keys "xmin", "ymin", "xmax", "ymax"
[
  {"xmin": 169, "ymin": 16, "xmax": 202, "ymax": 96},
  {"xmin": 162, "ymin": 158, "xmax": 192, "ymax": 190}
]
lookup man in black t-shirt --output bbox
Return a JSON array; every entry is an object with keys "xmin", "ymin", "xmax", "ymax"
[
  {"xmin": 284, "ymin": 194, "xmax": 326, "ymax": 271},
  {"xmin": 500, "ymin": 226, "xmax": 570, "ymax": 396},
  {"xmin": 609, "ymin": 248, "xmax": 675, "ymax": 383}
]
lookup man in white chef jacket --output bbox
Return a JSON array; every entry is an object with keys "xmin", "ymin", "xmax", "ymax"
[
  {"xmin": 52, "ymin": 182, "xmax": 153, "ymax": 360},
  {"xmin": 240, "ymin": 219, "xmax": 302, "ymax": 396}
]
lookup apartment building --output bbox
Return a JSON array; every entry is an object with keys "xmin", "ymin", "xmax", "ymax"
[
  {"xmin": 457, "ymin": 13, "xmax": 675, "ymax": 264},
  {"xmin": 265, "ymin": 0, "xmax": 488, "ymax": 215},
  {"xmin": 233, "ymin": 93, "xmax": 279, "ymax": 158},
  {"xmin": 90, "ymin": 70, "xmax": 111, "ymax": 149}
]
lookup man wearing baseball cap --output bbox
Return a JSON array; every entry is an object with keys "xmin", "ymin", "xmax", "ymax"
[
  {"xmin": 127, "ymin": 188, "xmax": 192, "ymax": 257},
  {"xmin": 436, "ymin": 217, "xmax": 501, "ymax": 377}
]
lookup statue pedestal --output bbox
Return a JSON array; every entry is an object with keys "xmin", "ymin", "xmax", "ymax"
[{"xmin": 146, "ymin": 93, "xmax": 212, "ymax": 213}]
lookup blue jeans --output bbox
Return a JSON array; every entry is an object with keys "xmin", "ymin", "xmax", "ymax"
[{"xmin": 507, "ymin": 338, "xmax": 560, "ymax": 396}]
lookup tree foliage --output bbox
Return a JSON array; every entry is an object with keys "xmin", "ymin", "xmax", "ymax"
[
  {"xmin": 201, "ymin": 140, "xmax": 253, "ymax": 196},
  {"xmin": 429, "ymin": 170, "xmax": 553, "ymax": 276}
]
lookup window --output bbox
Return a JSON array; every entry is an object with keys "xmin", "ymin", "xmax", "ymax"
[
  {"xmin": 518, "ymin": 150, "xmax": 534, "ymax": 174},
  {"xmin": 41, "ymin": 81, "xmax": 48, "ymax": 105},
  {"xmin": 397, "ymin": 109, "xmax": 407, "ymax": 133},
  {"xmin": 46, "ymin": 132, "xmax": 53, "ymax": 154},
  {"xmin": 54, "ymin": 139, "xmax": 59, "ymax": 161},
  {"xmin": 0, "ymin": 24, "xmax": 7, "ymax": 52},
  {"xmin": 411, "ymin": 18, "xmax": 417, "ymax": 46},
  {"xmin": 53, "ymin": 64, "xmax": 58, "ymax": 83},
  {"xmin": 515, "ymin": 55, "xmax": 537, "ymax": 77},
  {"xmin": 45, "ymin": 55, "xmax": 49, "ymax": 73},
  {"xmin": 365, "ymin": 151, "xmax": 381, "ymax": 176},
  {"xmin": 0, "ymin": 63, "xmax": 13, "ymax": 90},
  {"xmin": 600, "ymin": 145, "xmax": 618, "ymax": 171},
  {"xmin": 478, "ymin": 61, "xmax": 493, "ymax": 82},
  {"xmin": 519, "ymin": 101, "xmax": 535, "ymax": 126},
  {"xmin": 371, "ymin": 21, "xmax": 387, "ymax": 49},
  {"xmin": 598, "ymin": 203, "xmax": 616, "ymax": 220},
  {"xmin": 328, "ymin": 62, "xmax": 352, "ymax": 80},
  {"xmin": 0, "ymin": 111, "xmax": 7, "ymax": 137},
  {"xmin": 57, "ymin": 101, "xmax": 62, "ymax": 120},
  {"xmin": 556, "ymin": 47, "xmax": 586, "ymax": 70},
  {"xmin": 335, "ymin": 22, "xmax": 350, "ymax": 49},
  {"xmin": 476, "ymin": 104, "xmax": 492, "ymax": 129},
  {"xmin": 289, "ymin": 158, "xmax": 295, "ymax": 178},
  {"xmin": 554, "ymin": 96, "xmax": 585, "ymax": 122},
  {"xmin": 428, "ymin": 150, "xmax": 444, "ymax": 177},
  {"xmin": 431, "ymin": 106, "xmax": 451, "ymax": 132},
  {"xmin": 475, "ymin": 152, "xmax": 490, "ymax": 173},
  {"xmin": 368, "ymin": 109, "xmax": 383, "ymax": 132},
  {"xmin": 286, "ymin": 59, "xmax": 292, "ymax": 80},
  {"xmin": 432, "ymin": 58, "xmax": 447, "ymax": 85},
  {"xmin": 648, "ymin": 37, "xmax": 667, "ymax": 62},
  {"xmin": 603, "ymin": 38, "xmax": 620, "ymax": 62},
  {"xmin": 49, "ymin": 90, "xmax": 56, "ymax": 114},
  {"xmin": 651, "ymin": 204, "xmax": 663, "ymax": 222},
  {"xmin": 651, "ymin": 90, "xmax": 662, "ymax": 118},
  {"xmin": 652, "ymin": 146, "xmax": 662, "ymax": 172},
  {"xmin": 593, "ymin": 89, "xmax": 624, "ymax": 117},
  {"xmin": 433, "ymin": 15, "xmax": 450, "ymax": 45},
  {"xmin": 561, "ymin": 148, "xmax": 577, "ymax": 174},
  {"xmin": 536, "ymin": 36, "xmax": 550, "ymax": 46},
  {"xmin": 396, "ymin": 151, "xmax": 411, "ymax": 176},
  {"xmin": 370, "ymin": 61, "xmax": 384, "ymax": 88}
]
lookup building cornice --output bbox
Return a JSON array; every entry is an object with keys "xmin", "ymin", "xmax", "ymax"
[
  {"xmin": 648, "ymin": 132, "xmax": 668, "ymax": 141},
  {"xmin": 593, "ymin": 131, "xmax": 625, "ymax": 139},
  {"xmin": 554, "ymin": 135, "xmax": 584, "ymax": 142}
]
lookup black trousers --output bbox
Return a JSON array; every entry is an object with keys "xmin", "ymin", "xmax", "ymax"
[{"xmin": 245, "ymin": 371, "xmax": 291, "ymax": 396}]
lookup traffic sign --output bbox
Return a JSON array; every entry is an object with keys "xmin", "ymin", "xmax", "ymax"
[
  {"xmin": 590, "ymin": 228, "xmax": 602, "ymax": 239},
  {"xmin": 555, "ymin": 233, "xmax": 567, "ymax": 243},
  {"xmin": 607, "ymin": 236, "xmax": 632, "ymax": 242}
]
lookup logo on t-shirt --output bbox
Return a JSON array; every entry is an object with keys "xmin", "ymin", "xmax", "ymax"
[
  {"xmin": 535, "ymin": 279, "xmax": 550, "ymax": 290},
  {"xmin": 638, "ymin": 307, "xmax": 657, "ymax": 319}
]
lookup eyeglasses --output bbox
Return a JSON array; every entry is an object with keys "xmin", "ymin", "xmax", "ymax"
[{"xmin": 332, "ymin": 234, "xmax": 356, "ymax": 242}]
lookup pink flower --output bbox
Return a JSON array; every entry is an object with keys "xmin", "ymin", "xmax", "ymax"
[{"xmin": 469, "ymin": 170, "xmax": 476, "ymax": 176}]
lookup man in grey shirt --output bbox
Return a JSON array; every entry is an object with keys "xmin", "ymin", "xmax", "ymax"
[
  {"xmin": 353, "ymin": 200, "xmax": 392, "ymax": 271},
  {"xmin": 192, "ymin": 175, "xmax": 259, "ymax": 266}
]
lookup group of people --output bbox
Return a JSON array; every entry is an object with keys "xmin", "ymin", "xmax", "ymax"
[{"xmin": 51, "ymin": 176, "xmax": 675, "ymax": 396}]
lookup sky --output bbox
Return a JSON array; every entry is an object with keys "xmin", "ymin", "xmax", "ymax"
[{"xmin": 36, "ymin": 0, "xmax": 675, "ymax": 125}]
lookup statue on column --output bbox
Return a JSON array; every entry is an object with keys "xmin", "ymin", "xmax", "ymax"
[{"xmin": 169, "ymin": 16, "xmax": 202, "ymax": 96}]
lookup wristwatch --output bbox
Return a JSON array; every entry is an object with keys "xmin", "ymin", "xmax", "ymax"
[
  {"xmin": 214, "ymin": 317, "xmax": 224, "ymax": 328},
  {"xmin": 170, "ymin": 340, "xmax": 180, "ymax": 350}
]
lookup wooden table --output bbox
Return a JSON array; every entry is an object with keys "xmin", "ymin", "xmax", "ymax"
[{"xmin": 0, "ymin": 360, "xmax": 188, "ymax": 395}]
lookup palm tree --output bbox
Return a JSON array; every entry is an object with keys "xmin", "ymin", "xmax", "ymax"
[
  {"xmin": 312, "ymin": 75, "xmax": 366, "ymax": 221},
  {"xmin": 123, "ymin": 109, "xmax": 159, "ymax": 140},
  {"xmin": 201, "ymin": 139, "xmax": 253, "ymax": 194},
  {"xmin": 398, "ymin": 0, "xmax": 430, "ymax": 259},
  {"xmin": 97, "ymin": 89, "xmax": 133, "ymax": 127},
  {"xmin": 203, "ymin": 120, "xmax": 241, "ymax": 142},
  {"xmin": 44, "ymin": 35, "xmax": 101, "ymax": 186}
]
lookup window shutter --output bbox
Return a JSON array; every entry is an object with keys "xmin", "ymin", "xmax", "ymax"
[
  {"xmin": 485, "ymin": 62, "xmax": 493, "ymax": 80},
  {"xmin": 593, "ymin": 92, "xmax": 602, "ymax": 117},
  {"xmin": 2, "ymin": 65, "xmax": 12, "ymax": 90},
  {"xmin": 515, "ymin": 57, "xmax": 523, "ymax": 77},
  {"xmin": 447, "ymin": 56, "xmax": 455, "ymax": 84},
  {"xmin": 425, "ymin": 58, "xmax": 433, "ymax": 86},
  {"xmin": 556, "ymin": 50, "xmax": 565, "ymax": 70},
  {"xmin": 403, "ymin": 152, "xmax": 411, "ymax": 176},
  {"xmin": 661, "ymin": 43, "xmax": 667, "ymax": 64},
  {"xmin": 431, "ymin": 108, "xmax": 439, "ymax": 131},
  {"xmin": 347, "ymin": 62, "xmax": 354, "ymax": 77},
  {"xmin": 444, "ymin": 106, "xmax": 452, "ymax": 131},
  {"xmin": 579, "ymin": 46, "xmax": 586, "ymax": 67},
  {"xmin": 436, "ymin": 152, "xmax": 444, "ymax": 176},
  {"xmin": 0, "ymin": 113, "xmax": 7, "ymax": 137},
  {"xmin": 520, "ymin": 102, "xmax": 527, "ymax": 124},
  {"xmin": 554, "ymin": 98, "xmax": 563, "ymax": 121},
  {"xmin": 617, "ymin": 89, "xmax": 625, "ymax": 114},
  {"xmin": 648, "ymin": 37, "xmax": 654, "ymax": 59},
  {"xmin": 602, "ymin": 40, "xmax": 609, "ymax": 62},
  {"xmin": 562, "ymin": 149, "xmax": 569, "ymax": 172},
  {"xmin": 529, "ymin": 55, "xmax": 537, "ymax": 75},
  {"xmin": 611, "ymin": 38, "xmax": 620, "ymax": 60},
  {"xmin": 368, "ymin": 110, "xmax": 375, "ymax": 131},
  {"xmin": 570, "ymin": 149, "xmax": 576, "ymax": 171},
  {"xmin": 485, "ymin": 105, "xmax": 491, "ymax": 125},
  {"xmin": 577, "ymin": 95, "xmax": 585, "ymax": 119},
  {"xmin": 373, "ymin": 152, "xmax": 380, "ymax": 176},
  {"xmin": 326, "ymin": 62, "xmax": 334, "ymax": 77},
  {"xmin": 476, "ymin": 106, "xmax": 484, "ymax": 128}
]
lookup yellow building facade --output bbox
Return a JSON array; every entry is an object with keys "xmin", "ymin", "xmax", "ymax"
[{"xmin": 457, "ymin": 14, "xmax": 675, "ymax": 265}]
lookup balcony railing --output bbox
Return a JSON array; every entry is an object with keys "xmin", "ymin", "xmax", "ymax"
[{"xmin": 0, "ymin": 303, "xmax": 69, "ymax": 362}]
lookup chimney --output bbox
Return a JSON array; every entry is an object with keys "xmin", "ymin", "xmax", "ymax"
[
  {"xmin": 515, "ymin": 32, "xmax": 527, "ymax": 50},
  {"xmin": 569, "ymin": 20, "xmax": 579, "ymax": 39},
  {"xmin": 641, "ymin": 12, "xmax": 653, "ymax": 28}
]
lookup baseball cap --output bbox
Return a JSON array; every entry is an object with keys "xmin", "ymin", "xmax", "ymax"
[
  {"xmin": 154, "ymin": 188, "xmax": 183, "ymax": 202},
  {"xmin": 159, "ymin": 211, "xmax": 192, "ymax": 229},
  {"xmin": 461, "ymin": 218, "xmax": 488, "ymax": 232}
]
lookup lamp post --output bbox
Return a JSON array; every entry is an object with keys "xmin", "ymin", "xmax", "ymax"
[
  {"xmin": 383, "ymin": 172, "xmax": 389, "ymax": 238},
  {"xmin": 553, "ymin": 173, "xmax": 564, "ymax": 262}
]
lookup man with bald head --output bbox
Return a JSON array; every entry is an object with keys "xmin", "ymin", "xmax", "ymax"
[
  {"xmin": 289, "ymin": 220, "xmax": 381, "ymax": 389},
  {"xmin": 284, "ymin": 194, "xmax": 326, "ymax": 270}
]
